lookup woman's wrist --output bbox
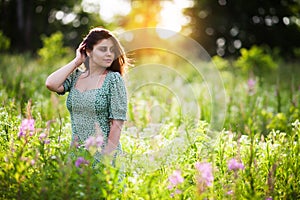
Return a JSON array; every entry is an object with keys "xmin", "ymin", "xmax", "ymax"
[{"xmin": 73, "ymin": 58, "xmax": 82, "ymax": 68}]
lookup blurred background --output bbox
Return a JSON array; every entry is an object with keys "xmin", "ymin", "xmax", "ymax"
[
  {"xmin": 1, "ymin": 0, "xmax": 300, "ymax": 59},
  {"xmin": 2, "ymin": 2, "xmax": 300, "ymax": 199}
]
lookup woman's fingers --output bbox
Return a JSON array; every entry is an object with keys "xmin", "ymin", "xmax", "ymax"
[
  {"xmin": 77, "ymin": 42, "xmax": 85, "ymax": 53},
  {"xmin": 74, "ymin": 42, "xmax": 87, "ymax": 65}
]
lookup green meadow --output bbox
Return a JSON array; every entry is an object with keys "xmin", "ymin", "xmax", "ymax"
[{"xmin": 0, "ymin": 34, "xmax": 300, "ymax": 199}]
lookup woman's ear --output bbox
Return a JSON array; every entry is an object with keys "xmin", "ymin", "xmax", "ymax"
[{"xmin": 86, "ymin": 49, "xmax": 92, "ymax": 57}]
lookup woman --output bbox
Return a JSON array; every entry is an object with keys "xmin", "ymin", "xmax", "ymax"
[{"xmin": 45, "ymin": 27, "xmax": 128, "ymax": 165}]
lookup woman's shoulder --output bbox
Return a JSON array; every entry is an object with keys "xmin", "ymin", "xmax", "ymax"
[
  {"xmin": 107, "ymin": 70, "xmax": 123, "ymax": 80},
  {"xmin": 70, "ymin": 68, "xmax": 84, "ymax": 79},
  {"xmin": 75, "ymin": 68, "xmax": 85, "ymax": 76}
]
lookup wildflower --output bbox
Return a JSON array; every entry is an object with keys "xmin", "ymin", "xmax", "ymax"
[
  {"xmin": 44, "ymin": 139, "xmax": 50, "ymax": 144},
  {"xmin": 248, "ymin": 78, "xmax": 256, "ymax": 88},
  {"xmin": 85, "ymin": 134, "xmax": 104, "ymax": 155},
  {"xmin": 228, "ymin": 158, "xmax": 245, "ymax": 171},
  {"xmin": 30, "ymin": 159, "xmax": 35, "ymax": 166},
  {"xmin": 170, "ymin": 189, "xmax": 182, "ymax": 198},
  {"xmin": 168, "ymin": 170, "xmax": 184, "ymax": 190},
  {"xmin": 266, "ymin": 197, "xmax": 273, "ymax": 200},
  {"xmin": 227, "ymin": 190, "xmax": 233, "ymax": 195},
  {"xmin": 18, "ymin": 118, "xmax": 35, "ymax": 137},
  {"xmin": 38, "ymin": 132, "xmax": 50, "ymax": 144},
  {"xmin": 39, "ymin": 132, "xmax": 47, "ymax": 140},
  {"xmin": 71, "ymin": 135, "xmax": 79, "ymax": 148},
  {"xmin": 175, "ymin": 189, "xmax": 182, "ymax": 194},
  {"xmin": 85, "ymin": 134, "xmax": 104, "ymax": 149},
  {"xmin": 75, "ymin": 157, "xmax": 89, "ymax": 167},
  {"xmin": 95, "ymin": 134, "xmax": 103, "ymax": 147},
  {"xmin": 195, "ymin": 161, "xmax": 214, "ymax": 187},
  {"xmin": 247, "ymin": 78, "xmax": 256, "ymax": 95}
]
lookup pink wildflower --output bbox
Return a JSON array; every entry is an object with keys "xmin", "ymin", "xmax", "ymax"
[
  {"xmin": 168, "ymin": 170, "xmax": 184, "ymax": 190},
  {"xmin": 247, "ymin": 78, "xmax": 256, "ymax": 95},
  {"xmin": 18, "ymin": 119, "xmax": 35, "ymax": 137},
  {"xmin": 75, "ymin": 157, "xmax": 89, "ymax": 167},
  {"xmin": 248, "ymin": 78, "xmax": 256, "ymax": 88},
  {"xmin": 195, "ymin": 161, "xmax": 214, "ymax": 187},
  {"xmin": 44, "ymin": 139, "xmax": 50, "ymax": 144},
  {"xmin": 227, "ymin": 190, "xmax": 233, "ymax": 195},
  {"xmin": 30, "ymin": 159, "xmax": 35, "ymax": 166},
  {"xmin": 85, "ymin": 134, "xmax": 104, "ymax": 150},
  {"xmin": 170, "ymin": 189, "xmax": 182, "ymax": 198},
  {"xmin": 228, "ymin": 158, "xmax": 245, "ymax": 171},
  {"xmin": 39, "ymin": 132, "xmax": 47, "ymax": 140},
  {"xmin": 175, "ymin": 189, "xmax": 182, "ymax": 194},
  {"xmin": 266, "ymin": 197, "xmax": 273, "ymax": 200},
  {"xmin": 71, "ymin": 136, "xmax": 79, "ymax": 148},
  {"xmin": 39, "ymin": 132, "xmax": 50, "ymax": 144}
]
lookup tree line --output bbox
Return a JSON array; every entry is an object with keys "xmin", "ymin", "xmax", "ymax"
[{"xmin": 0, "ymin": 0, "xmax": 299, "ymax": 58}]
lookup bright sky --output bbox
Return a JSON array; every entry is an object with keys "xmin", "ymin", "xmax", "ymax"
[
  {"xmin": 81, "ymin": 0, "xmax": 193, "ymax": 34},
  {"xmin": 81, "ymin": 0, "xmax": 131, "ymax": 22},
  {"xmin": 157, "ymin": 0, "xmax": 192, "ymax": 32}
]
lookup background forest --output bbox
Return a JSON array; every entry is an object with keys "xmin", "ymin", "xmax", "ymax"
[{"xmin": 0, "ymin": 0, "xmax": 300, "ymax": 199}]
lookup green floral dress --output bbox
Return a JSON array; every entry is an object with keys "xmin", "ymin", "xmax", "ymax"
[{"xmin": 59, "ymin": 69, "xmax": 127, "ymax": 163}]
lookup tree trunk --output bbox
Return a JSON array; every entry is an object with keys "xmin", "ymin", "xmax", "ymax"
[
  {"xmin": 24, "ymin": 0, "xmax": 33, "ymax": 49},
  {"xmin": 16, "ymin": 0, "xmax": 24, "ymax": 31}
]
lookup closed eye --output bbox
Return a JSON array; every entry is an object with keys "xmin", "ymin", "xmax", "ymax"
[
  {"xmin": 98, "ymin": 46, "xmax": 115, "ymax": 53},
  {"xmin": 99, "ymin": 47, "xmax": 107, "ymax": 52}
]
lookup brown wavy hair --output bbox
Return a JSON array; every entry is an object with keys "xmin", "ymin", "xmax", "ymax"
[{"xmin": 82, "ymin": 27, "xmax": 128, "ymax": 76}]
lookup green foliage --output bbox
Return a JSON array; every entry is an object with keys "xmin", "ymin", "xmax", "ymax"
[
  {"xmin": 266, "ymin": 113, "xmax": 288, "ymax": 132},
  {"xmin": 1, "ymin": 100, "xmax": 299, "ymax": 199},
  {"xmin": 0, "ymin": 53, "xmax": 300, "ymax": 199},
  {"xmin": 235, "ymin": 46, "xmax": 277, "ymax": 77},
  {"xmin": 212, "ymin": 55, "xmax": 231, "ymax": 70},
  {"xmin": 38, "ymin": 32, "xmax": 71, "ymax": 66},
  {"xmin": 0, "ymin": 0, "xmax": 105, "ymax": 52},
  {"xmin": 183, "ymin": 1, "xmax": 300, "ymax": 57},
  {"xmin": 293, "ymin": 47, "xmax": 300, "ymax": 58},
  {"xmin": 0, "ymin": 30, "xmax": 10, "ymax": 51}
]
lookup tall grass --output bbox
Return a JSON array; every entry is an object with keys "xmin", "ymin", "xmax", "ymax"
[{"xmin": 0, "ymin": 52, "xmax": 299, "ymax": 199}]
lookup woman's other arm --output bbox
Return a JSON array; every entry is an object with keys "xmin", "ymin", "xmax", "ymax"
[{"xmin": 102, "ymin": 120, "xmax": 124, "ymax": 155}]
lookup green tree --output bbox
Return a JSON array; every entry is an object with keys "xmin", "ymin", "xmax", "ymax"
[
  {"xmin": 0, "ymin": 0, "xmax": 103, "ymax": 52},
  {"xmin": 183, "ymin": 0, "xmax": 300, "ymax": 58},
  {"xmin": 38, "ymin": 32, "xmax": 70, "ymax": 66},
  {"xmin": 0, "ymin": 30, "xmax": 10, "ymax": 51},
  {"xmin": 235, "ymin": 45, "xmax": 277, "ymax": 81}
]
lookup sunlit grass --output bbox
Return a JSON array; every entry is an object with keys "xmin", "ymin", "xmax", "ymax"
[{"xmin": 0, "ymin": 53, "xmax": 300, "ymax": 199}]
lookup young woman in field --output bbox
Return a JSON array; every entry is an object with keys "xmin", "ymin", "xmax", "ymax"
[{"xmin": 45, "ymin": 27, "xmax": 128, "ymax": 166}]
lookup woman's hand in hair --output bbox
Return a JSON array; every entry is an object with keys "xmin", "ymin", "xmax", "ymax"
[{"xmin": 75, "ymin": 41, "xmax": 87, "ymax": 66}]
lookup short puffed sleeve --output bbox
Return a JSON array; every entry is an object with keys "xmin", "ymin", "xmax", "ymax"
[
  {"xmin": 57, "ymin": 69, "xmax": 80, "ymax": 95},
  {"xmin": 108, "ymin": 72, "xmax": 127, "ymax": 121}
]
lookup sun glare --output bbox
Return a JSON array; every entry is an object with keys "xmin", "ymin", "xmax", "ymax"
[
  {"xmin": 99, "ymin": 0, "xmax": 131, "ymax": 23},
  {"xmin": 156, "ymin": 0, "xmax": 193, "ymax": 38},
  {"xmin": 82, "ymin": 0, "xmax": 131, "ymax": 23},
  {"xmin": 82, "ymin": 0, "xmax": 193, "ymax": 38}
]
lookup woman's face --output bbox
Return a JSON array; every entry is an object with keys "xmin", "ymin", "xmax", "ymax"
[{"xmin": 88, "ymin": 38, "xmax": 115, "ymax": 68}]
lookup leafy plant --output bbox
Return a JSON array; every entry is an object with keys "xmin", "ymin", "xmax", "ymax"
[
  {"xmin": 0, "ymin": 30, "xmax": 10, "ymax": 51},
  {"xmin": 212, "ymin": 55, "xmax": 231, "ymax": 71},
  {"xmin": 38, "ymin": 32, "xmax": 71, "ymax": 66},
  {"xmin": 235, "ymin": 45, "xmax": 277, "ymax": 82}
]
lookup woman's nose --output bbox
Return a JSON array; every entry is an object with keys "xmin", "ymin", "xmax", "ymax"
[{"xmin": 106, "ymin": 50, "xmax": 112, "ymax": 56}]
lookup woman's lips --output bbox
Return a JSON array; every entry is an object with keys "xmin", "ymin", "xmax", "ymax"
[{"xmin": 104, "ymin": 59, "xmax": 112, "ymax": 63}]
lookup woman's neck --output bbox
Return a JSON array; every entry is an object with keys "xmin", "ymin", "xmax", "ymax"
[{"xmin": 89, "ymin": 66, "xmax": 107, "ymax": 77}]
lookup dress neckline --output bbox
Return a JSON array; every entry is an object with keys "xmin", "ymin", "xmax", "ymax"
[{"xmin": 73, "ymin": 70, "xmax": 110, "ymax": 93}]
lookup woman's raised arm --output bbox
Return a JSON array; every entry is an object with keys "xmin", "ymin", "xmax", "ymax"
[{"xmin": 45, "ymin": 42, "xmax": 86, "ymax": 93}]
